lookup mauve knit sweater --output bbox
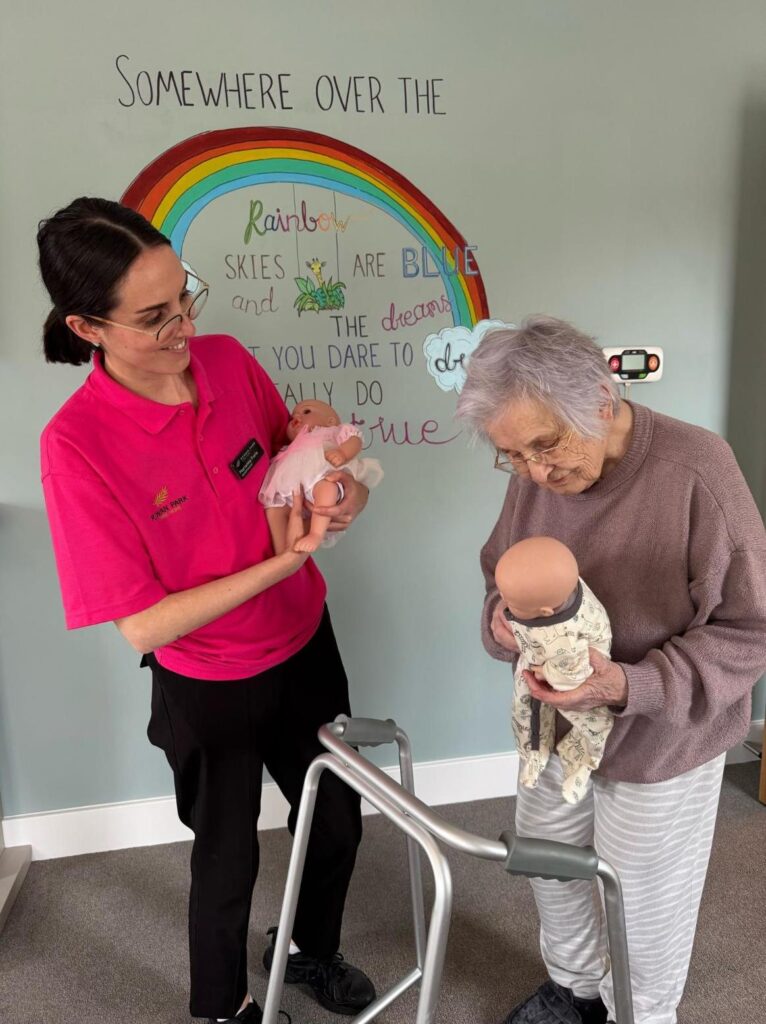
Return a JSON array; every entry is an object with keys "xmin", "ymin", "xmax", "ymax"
[{"xmin": 480, "ymin": 402, "xmax": 766, "ymax": 783}]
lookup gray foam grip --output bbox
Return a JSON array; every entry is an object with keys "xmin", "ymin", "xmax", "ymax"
[
  {"xmin": 499, "ymin": 831, "xmax": 599, "ymax": 881},
  {"xmin": 333, "ymin": 715, "xmax": 399, "ymax": 747}
]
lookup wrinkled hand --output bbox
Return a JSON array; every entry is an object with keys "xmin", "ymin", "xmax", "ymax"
[
  {"xmin": 307, "ymin": 474, "xmax": 369, "ymax": 533},
  {"xmin": 525, "ymin": 648, "xmax": 628, "ymax": 710},
  {"xmin": 325, "ymin": 448, "xmax": 347, "ymax": 468},
  {"xmin": 490, "ymin": 602, "xmax": 521, "ymax": 654}
]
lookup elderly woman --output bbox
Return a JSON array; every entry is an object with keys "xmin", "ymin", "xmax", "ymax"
[{"xmin": 456, "ymin": 317, "xmax": 766, "ymax": 1024}]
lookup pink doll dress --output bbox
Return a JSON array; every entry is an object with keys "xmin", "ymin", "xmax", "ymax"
[{"xmin": 259, "ymin": 423, "xmax": 383, "ymax": 509}]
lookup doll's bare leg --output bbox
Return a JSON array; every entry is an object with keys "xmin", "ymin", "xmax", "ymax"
[
  {"xmin": 293, "ymin": 478, "xmax": 342, "ymax": 552},
  {"xmin": 265, "ymin": 505, "xmax": 291, "ymax": 554}
]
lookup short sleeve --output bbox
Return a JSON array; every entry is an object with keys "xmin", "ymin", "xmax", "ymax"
[
  {"xmin": 42, "ymin": 470, "xmax": 168, "ymax": 629},
  {"xmin": 336, "ymin": 423, "xmax": 363, "ymax": 445}
]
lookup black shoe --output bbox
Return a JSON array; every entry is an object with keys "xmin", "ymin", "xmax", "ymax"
[
  {"xmin": 500, "ymin": 980, "xmax": 607, "ymax": 1024},
  {"xmin": 263, "ymin": 926, "xmax": 376, "ymax": 1015},
  {"xmin": 206, "ymin": 999, "xmax": 264, "ymax": 1024}
]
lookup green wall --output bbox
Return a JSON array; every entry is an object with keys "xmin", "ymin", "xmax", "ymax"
[{"xmin": 1, "ymin": 0, "xmax": 764, "ymax": 817}]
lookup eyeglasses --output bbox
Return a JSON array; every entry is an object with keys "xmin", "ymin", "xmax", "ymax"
[
  {"xmin": 494, "ymin": 431, "xmax": 574, "ymax": 473},
  {"xmin": 83, "ymin": 267, "xmax": 209, "ymax": 346}
]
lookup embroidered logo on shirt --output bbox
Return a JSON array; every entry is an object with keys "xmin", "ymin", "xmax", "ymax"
[{"xmin": 151, "ymin": 486, "xmax": 189, "ymax": 521}]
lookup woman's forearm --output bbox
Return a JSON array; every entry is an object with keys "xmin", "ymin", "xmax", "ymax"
[{"xmin": 115, "ymin": 551, "xmax": 306, "ymax": 654}]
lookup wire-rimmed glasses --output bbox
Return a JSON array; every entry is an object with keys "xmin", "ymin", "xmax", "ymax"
[
  {"xmin": 493, "ymin": 430, "xmax": 575, "ymax": 473},
  {"xmin": 82, "ymin": 263, "xmax": 209, "ymax": 346}
]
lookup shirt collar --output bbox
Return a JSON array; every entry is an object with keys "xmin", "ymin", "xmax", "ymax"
[{"xmin": 86, "ymin": 345, "xmax": 219, "ymax": 434}]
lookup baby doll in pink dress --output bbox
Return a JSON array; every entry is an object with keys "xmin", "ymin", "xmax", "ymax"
[{"xmin": 259, "ymin": 399, "xmax": 383, "ymax": 553}]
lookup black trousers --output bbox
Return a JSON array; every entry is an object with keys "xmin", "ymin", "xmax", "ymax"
[{"xmin": 144, "ymin": 608, "xmax": 363, "ymax": 1019}]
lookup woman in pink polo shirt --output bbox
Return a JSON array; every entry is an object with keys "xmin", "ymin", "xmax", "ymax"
[{"xmin": 37, "ymin": 197, "xmax": 376, "ymax": 1024}]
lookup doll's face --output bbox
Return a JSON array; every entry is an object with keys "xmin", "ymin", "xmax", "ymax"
[{"xmin": 286, "ymin": 400, "xmax": 340, "ymax": 440}]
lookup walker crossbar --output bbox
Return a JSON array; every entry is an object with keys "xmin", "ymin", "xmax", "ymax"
[{"xmin": 262, "ymin": 716, "xmax": 634, "ymax": 1024}]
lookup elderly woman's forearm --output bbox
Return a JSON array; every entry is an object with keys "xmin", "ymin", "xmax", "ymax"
[{"xmin": 619, "ymin": 621, "xmax": 766, "ymax": 721}]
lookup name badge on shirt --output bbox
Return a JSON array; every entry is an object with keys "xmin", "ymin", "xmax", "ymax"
[{"xmin": 229, "ymin": 438, "xmax": 264, "ymax": 479}]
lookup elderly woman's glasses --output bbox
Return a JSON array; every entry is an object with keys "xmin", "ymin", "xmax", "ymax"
[
  {"xmin": 83, "ymin": 266, "xmax": 209, "ymax": 346},
  {"xmin": 494, "ymin": 431, "xmax": 574, "ymax": 473}
]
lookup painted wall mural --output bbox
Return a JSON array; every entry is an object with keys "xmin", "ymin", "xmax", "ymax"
[{"xmin": 122, "ymin": 127, "xmax": 499, "ymax": 446}]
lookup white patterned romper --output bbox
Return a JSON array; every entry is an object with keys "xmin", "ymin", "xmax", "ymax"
[{"xmin": 507, "ymin": 579, "xmax": 612, "ymax": 804}]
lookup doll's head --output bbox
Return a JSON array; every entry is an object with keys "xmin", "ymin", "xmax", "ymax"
[
  {"xmin": 286, "ymin": 400, "xmax": 340, "ymax": 440},
  {"xmin": 495, "ymin": 536, "xmax": 579, "ymax": 620}
]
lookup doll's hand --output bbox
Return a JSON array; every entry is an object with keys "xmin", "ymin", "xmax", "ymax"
[
  {"xmin": 325, "ymin": 448, "xmax": 348, "ymax": 468},
  {"xmin": 307, "ymin": 474, "xmax": 369, "ymax": 532},
  {"xmin": 490, "ymin": 602, "xmax": 520, "ymax": 654},
  {"xmin": 524, "ymin": 648, "xmax": 628, "ymax": 710}
]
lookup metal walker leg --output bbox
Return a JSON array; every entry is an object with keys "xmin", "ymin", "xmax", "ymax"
[
  {"xmin": 262, "ymin": 716, "xmax": 634, "ymax": 1024},
  {"xmin": 261, "ymin": 752, "xmax": 451, "ymax": 1024}
]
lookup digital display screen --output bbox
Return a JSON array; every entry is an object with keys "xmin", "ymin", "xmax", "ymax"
[{"xmin": 621, "ymin": 354, "xmax": 646, "ymax": 371}]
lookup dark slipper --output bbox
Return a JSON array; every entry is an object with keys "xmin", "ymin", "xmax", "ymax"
[{"xmin": 500, "ymin": 980, "xmax": 607, "ymax": 1024}]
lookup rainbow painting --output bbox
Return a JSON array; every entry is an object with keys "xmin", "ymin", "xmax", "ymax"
[{"xmin": 122, "ymin": 127, "xmax": 489, "ymax": 327}]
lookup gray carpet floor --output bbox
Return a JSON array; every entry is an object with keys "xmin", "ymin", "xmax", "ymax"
[{"xmin": 0, "ymin": 762, "xmax": 764, "ymax": 1024}]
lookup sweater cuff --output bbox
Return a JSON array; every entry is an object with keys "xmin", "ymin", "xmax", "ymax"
[
  {"xmin": 615, "ymin": 660, "xmax": 666, "ymax": 718},
  {"xmin": 482, "ymin": 630, "xmax": 517, "ymax": 664},
  {"xmin": 481, "ymin": 591, "xmax": 517, "ymax": 664}
]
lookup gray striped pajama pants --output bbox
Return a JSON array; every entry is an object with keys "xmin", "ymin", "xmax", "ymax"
[{"xmin": 515, "ymin": 752, "xmax": 726, "ymax": 1024}]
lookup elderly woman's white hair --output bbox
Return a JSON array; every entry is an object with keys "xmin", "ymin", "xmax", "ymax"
[{"xmin": 456, "ymin": 316, "xmax": 620, "ymax": 440}]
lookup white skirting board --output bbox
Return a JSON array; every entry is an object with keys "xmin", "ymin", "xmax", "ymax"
[
  {"xmin": 4, "ymin": 722, "xmax": 763, "ymax": 863},
  {"xmin": 2, "ymin": 749, "xmax": 520, "ymax": 862}
]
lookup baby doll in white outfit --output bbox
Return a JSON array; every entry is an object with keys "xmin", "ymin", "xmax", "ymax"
[
  {"xmin": 259, "ymin": 399, "xmax": 383, "ymax": 554},
  {"xmin": 495, "ymin": 536, "xmax": 613, "ymax": 804}
]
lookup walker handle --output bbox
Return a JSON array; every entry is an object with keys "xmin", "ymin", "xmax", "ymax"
[
  {"xmin": 500, "ymin": 831, "xmax": 600, "ymax": 881},
  {"xmin": 330, "ymin": 714, "xmax": 400, "ymax": 747}
]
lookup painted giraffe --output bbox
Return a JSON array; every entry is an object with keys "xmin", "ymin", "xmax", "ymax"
[{"xmin": 307, "ymin": 258, "xmax": 326, "ymax": 288}]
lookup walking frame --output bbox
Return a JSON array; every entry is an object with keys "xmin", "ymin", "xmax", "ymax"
[{"xmin": 262, "ymin": 715, "xmax": 635, "ymax": 1024}]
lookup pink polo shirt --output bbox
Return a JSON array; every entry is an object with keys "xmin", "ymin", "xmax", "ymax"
[{"xmin": 41, "ymin": 334, "xmax": 327, "ymax": 680}]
